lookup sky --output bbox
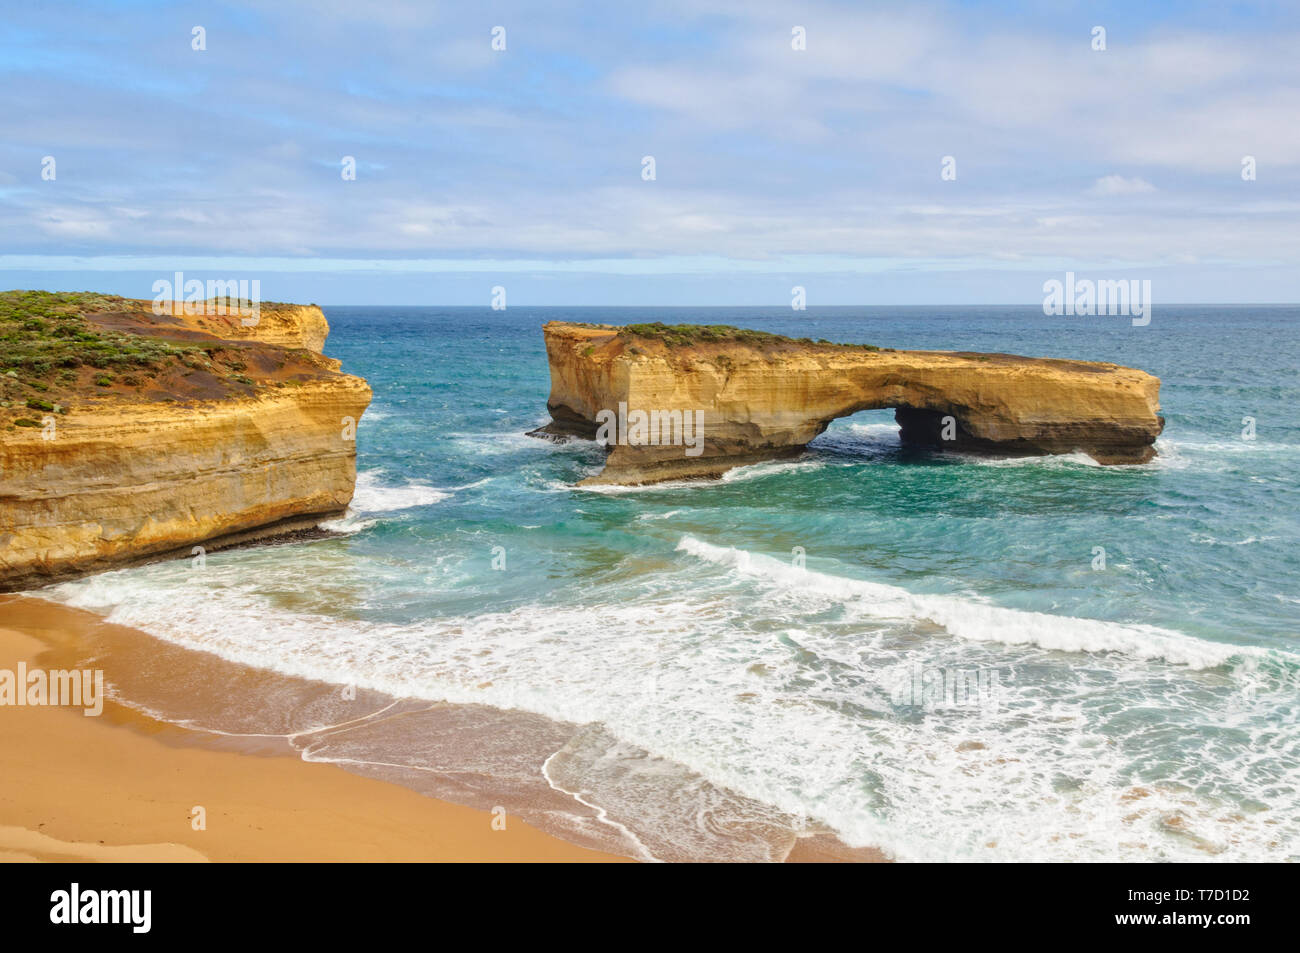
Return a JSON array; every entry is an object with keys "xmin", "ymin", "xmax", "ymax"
[{"xmin": 1, "ymin": 0, "xmax": 1297, "ymax": 305}]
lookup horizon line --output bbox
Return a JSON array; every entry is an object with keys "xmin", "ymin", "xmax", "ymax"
[{"xmin": 309, "ymin": 301, "xmax": 1300, "ymax": 308}]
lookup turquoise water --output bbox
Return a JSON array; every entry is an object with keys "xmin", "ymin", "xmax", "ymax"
[{"xmin": 48, "ymin": 306, "xmax": 1300, "ymax": 861}]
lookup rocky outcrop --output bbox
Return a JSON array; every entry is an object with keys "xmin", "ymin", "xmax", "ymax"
[
  {"xmin": 0, "ymin": 296, "xmax": 369, "ymax": 591},
  {"xmin": 91, "ymin": 301, "xmax": 332, "ymax": 354},
  {"xmin": 531, "ymin": 322, "xmax": 1163, "ymax": 485},
  {"xmin": 142, "ymin": 301, "xmax": 330, "ymax": 353}
]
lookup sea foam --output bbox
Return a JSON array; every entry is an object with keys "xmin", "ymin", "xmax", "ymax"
[{"xmin": 675, "ymin": 535, "xmax": 1288, "ymax": 671}]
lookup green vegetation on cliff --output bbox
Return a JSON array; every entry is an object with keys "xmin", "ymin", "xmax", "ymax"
[
  {"xmin": 1, "ymin": 290, "xmax": 198, "ymax": 379},
  {"xmin": 0, "ymin": 291, "xmax": 203, "ymax": 426},
  {"xmin": 0, "ymin": 290, "xmax": 325, "ymax": 430},
  {"xmin": 619, "ymin": 322, "xmax": 882, "ymax": 351}
]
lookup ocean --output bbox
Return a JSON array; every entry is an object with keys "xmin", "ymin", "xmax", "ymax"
[{"xmin": 40, "ymin": 305, "xmax": 1300, "ymax": 862}]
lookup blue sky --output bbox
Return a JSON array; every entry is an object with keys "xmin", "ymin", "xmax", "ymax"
[{"xmin": 1, "ymin": 0, "xmax": 1297, "ymax": 304}]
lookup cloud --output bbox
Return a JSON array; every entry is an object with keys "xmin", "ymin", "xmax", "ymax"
[
  {"xmin": 0, "ymin": 0, "xmax": 1296, "ymax": 297},
  {"xmin": 1089, "ymin": 175, "xmax": 1157, "ymax": 196}
]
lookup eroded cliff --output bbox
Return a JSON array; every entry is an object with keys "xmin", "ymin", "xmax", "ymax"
[
  {"xmin": 531, "ymin": 321, "xmax": 1163, "ymax": 485},
  {"xmin": 0, "ymin": 292, "xmax": 370, "ymax": 590}
]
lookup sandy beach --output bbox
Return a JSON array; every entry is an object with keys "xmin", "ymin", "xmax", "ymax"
[{"xmin": 0, "ymin": 594, "xmax": 626, "ymax": 863}]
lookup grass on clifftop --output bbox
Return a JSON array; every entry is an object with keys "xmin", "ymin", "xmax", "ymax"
[
  {"xmin": 618, "ymin": 322, "xmax": 882, "ymax": 351},
  {"xmin": 1, "ymin": 290, "xmax": 201, "ymax": 379},
  {"xmin": 0, "ymin": 290, "xmax": 295, "ymax": 430}
]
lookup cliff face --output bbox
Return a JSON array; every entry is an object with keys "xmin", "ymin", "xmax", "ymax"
[
  {"xmin": 532, "ymin": 322, "xmax": 1164, "ymax": 485},
  {"xmin": 0, "ymin": 294, "xmax": 370, "ymax": 591}
]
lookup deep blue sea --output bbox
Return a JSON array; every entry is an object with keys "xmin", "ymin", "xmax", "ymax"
[{"xmin": 46, "ymin": 306, "xmax": 1300, "ymax": 861}]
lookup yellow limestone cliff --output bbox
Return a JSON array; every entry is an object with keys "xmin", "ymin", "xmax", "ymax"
[
  {"xmin": 0, "ymin": 296, "xmax": 370, "ymax": 591},
  {"xmin": 530, "ymin": 322, "xmax": 1163, "ymax": 485}
]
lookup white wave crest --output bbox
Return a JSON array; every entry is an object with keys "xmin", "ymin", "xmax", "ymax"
[
  {"xmin": 351, "ymin": 470, "xmax": 451, "ymax": 513},
  {"xmin": 675, "ymin": 535, "xmax": 1283, "ymax": 670}
]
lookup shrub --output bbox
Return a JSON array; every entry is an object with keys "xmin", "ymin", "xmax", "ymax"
[
  {"xmin": 619, "ymin": 322, "xmax": 882, "ymax": 351},
  {"xmin": 0, "ymin": 290, "xmax": 200, "ymax": 385}
]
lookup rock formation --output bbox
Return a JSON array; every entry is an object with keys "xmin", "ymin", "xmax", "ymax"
[
  {"xmin": 530, "ymin": 321, "xmax": 1163, "ymax": 485},
  {"xmin": 0, "ymin": 294, "xmax": 370, "ymax": 590}
]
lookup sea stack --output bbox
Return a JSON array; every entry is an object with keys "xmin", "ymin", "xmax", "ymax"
[
  {"xmin": 0, "ymin": 292, "xmax": 371, "ymax": 591},
  {"xmin": 530, "ymin": 321, "xmax": 1164, "ymax": 485}
]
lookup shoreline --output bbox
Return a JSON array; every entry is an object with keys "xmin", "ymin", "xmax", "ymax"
[{"xmin": 0, "ymin": 594, "xmax": 628, "ymax": 862}]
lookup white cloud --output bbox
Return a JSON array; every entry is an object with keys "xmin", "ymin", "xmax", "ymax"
[
  {"xmin": 4, "ymin": 0, "xmax": 1299, "ymax": 282},
  {"xmin": 1089, "ymin": 175, "xmax": 1157, "ymax": 196}
]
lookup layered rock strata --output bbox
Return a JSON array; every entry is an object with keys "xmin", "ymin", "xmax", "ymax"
[{"xmin": 0, "ymin": 297, "xmax": 369, "ymax": 590}]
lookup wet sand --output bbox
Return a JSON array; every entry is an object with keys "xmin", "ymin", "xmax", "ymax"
[{"xmin": 0, "ymin": 594, "xmax": 626, "ymax": 862}]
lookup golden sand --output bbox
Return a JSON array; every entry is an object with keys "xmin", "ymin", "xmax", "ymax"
[{"xmin": 0, "ymin": 595, "xmax": 626, "ymax": 863}]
